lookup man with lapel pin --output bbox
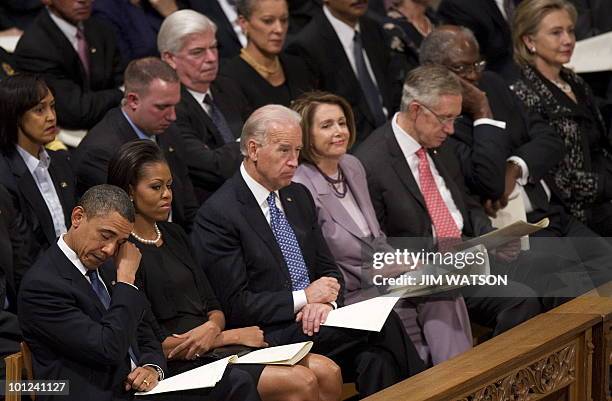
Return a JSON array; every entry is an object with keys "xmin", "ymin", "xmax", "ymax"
[
  {"xmin": 192, "ymin": 104, "xmax": 425, "ymax": 398},
  {"xmin": 355, "ymin": 65, "xmax": 542, "ymax": 336},
  {"xmin": 159, "ymin": 10, "xmax": 249, "ymax": 203},
  {"xmin": 73, "ymin": 57, "xmax": 198, "ymax": 233},
  {"xmin": 15, "ymin": 0, "xmax": 124, "ymax": 130}
]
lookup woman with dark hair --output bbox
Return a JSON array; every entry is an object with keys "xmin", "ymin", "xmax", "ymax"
[
  {"xmin": 219, "ymin": 0, "xmax": 314, "ymax": 110},
  {"xmin": 107, "ymin": 139, "xmax": 343, "ymax": 401},
  {"xmin": 0, "ymin": 74, "xmax": 75, "ymax": 277},
  {"xmin": 291, "ymin": 91, "xmax": 473, "ymax": 366},
  {"xmin": 511, "ymin": 0, "xmax": 612, "ymax": 236}
]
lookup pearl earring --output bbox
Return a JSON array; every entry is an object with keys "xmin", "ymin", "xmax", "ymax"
[{"xmin": 531, "ymin": 46, "xmax": 536, "ymax": 53}]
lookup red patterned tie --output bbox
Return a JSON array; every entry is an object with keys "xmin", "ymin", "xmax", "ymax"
[
  {"xmin": 416, "ymin": 148, "xmax": 462, "ymax": 246},
  {"xmin": 76, "ymin": 26, "xmax": 90, "ymax": 79}
]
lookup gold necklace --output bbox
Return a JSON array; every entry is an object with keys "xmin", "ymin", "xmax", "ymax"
[{"xmin": 240, "ymin": 49, "xmax": 281, "ymax": 79}]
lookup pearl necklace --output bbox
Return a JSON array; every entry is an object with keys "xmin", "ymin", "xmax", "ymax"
[
  {"xmin": 131, "ymin": 223, "xmax": 161, "ymax": 245},
  {"xmin": 551, "ymin": 79, "xmax": 572, "ymax": 93}
]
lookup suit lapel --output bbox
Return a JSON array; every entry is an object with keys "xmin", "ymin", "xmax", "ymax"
[
  {"xmin": 360, "ymin": 20, "xmax": 390, "ymax": 109},
  {"xmin": 429, "ymin": 148, "xmax": 468, "ymax": 223},
  {"xmin": 6, "ymin": 150, "xmax": 56, "ymax": 244},
  {"xmin": 48, "ymin": 155, "xmax": 72, "ymax": 228},
  {"xmin": 341, "ymin": 158, "xmax": 380, "ymax": 237},
  {"xmin": 41, "ymin": 11, "xmax": 86, "ymax": 87},
  {"xmin": 384, "ymin": 127, "xmax": 427, "ymax": 209},
  {"xmin": 235, "ymin": 175, "xmax": 290, "ymax": 280}
]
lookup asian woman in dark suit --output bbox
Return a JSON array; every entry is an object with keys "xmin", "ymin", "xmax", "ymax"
[
  {"xmin": 0, "ymin": 74, "xmax": 75, "ymax": 283},
  {"xmin": 291, "ymin": 92, "xmax": 473, "ymax": 366},
  {"xmin": 219, "ymin": 0, "xmax": 314, "ymax": 110},
  {"xmin": 107, "ymin": 140, "xmax": 343, "ymax": 401}
]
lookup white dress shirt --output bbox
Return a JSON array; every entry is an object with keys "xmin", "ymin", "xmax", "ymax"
[
  {"xmin": 17, "ymin": 146, "xmax": 67, "ymax": 238},
  {"xmin": 391, "ymin": 114, "xmax": 464, "ymax": 237},
  {"xmin": 187, "ymin": 88, "xmax": 213, "ymax": 116},
  {"xmin": 47, "ymin": 8, "xmax": 82, "ymax": 52},
  {"xmin": 217, "ymin": 0, "xmax": 248, "ymax": 47},
  {"xmin": 322, "ymin": 5, "xmax": 387, "ymax": 117}
]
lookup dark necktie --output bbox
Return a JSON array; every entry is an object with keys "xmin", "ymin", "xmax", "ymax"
[
  {"xmin": 353, "ymin": 31, "xmax": 386, "ymax": 127},
  {"xmin": 76, "ymin": 26, "xmax": 90, "ymax": 79},
  {"xmin": 204, "ymin": 94, "xmax": 235, "ymax": 144},
  {"xmin": 267, "ymin": 193, "xmax": 310, "ymax": 291},
  {"xmin": 87, "ymin": 270, "xmax": 138, "ymax": 364}
]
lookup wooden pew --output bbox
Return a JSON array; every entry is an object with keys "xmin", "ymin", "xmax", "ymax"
[{"xmin": 364, "ymin": 312, "xmax": 599, "ymax": 401}]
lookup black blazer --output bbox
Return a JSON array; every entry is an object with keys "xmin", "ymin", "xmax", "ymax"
[
  {"xmin": 175, "ymin": 79, "xmax": 246, "ymax": 201},
  {"xmin": 132, "ymin": 222, "xmax": 221, "ymax": 341},
  {"xmin": 17, "ymin": 244, "xmax": 166, "ymax": 401},
  {"xmin": 0, "ymin": 185, "xmax": 22, "ymax": 358},
  {"xmin": 437, "ymin": 0, "xmax": 519, "ymax": 83},
  {"xmin": 286, "ymin": 12, "xmax": 396, "ymax": 142},
  {"xmin": 219, "ymin": 53, "xmax": 315, "ymax": 110},
  {"xmin": 355, "ymin": 122, "xmax": 493, "ymax": 243},
  {"xmin": 0, "ymin": 147, "xmax": 75, "ymax": 271},
  {"xmin": 14, "ymin": 10, "xmax": 124, "ymax": 129},
  {"xmin": 183, "ymin": 0, "xmax": 242, "ymax": 59},
  {"xmin": 191, "ymin": 173, "xmax": 344, "ymax": 330},
  {"xmin": 72, "ymin": 107, "xmax": 198, "ymax": 232}
]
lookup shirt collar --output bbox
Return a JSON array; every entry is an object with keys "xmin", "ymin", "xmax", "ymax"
[
  {"xmin": 16, "ymin": 145, "xmax": 51, "ymax": 173},
  {"xmin": 121, "ymin": 108, "xmax": 156, "ymax": 141},
  {"xmin": 47, "ymin": 8, "xmax": 80, "ymax": 42},
  {"xmin": 391, "ymin": 112, "xmax": 421, "ymax": 158},
  {"xmin": 57, "ymin": 234, "xmax": 89, "ymax": 278},
  {"xmin": 240, "ymin": 162, "xmax": 279, "ymax": 208},
  {"xmin": 186, "ymin": 88, "xmax": 212, "ymax": 106},
  {"xmin": 323, "ymin": 5, "xmax": 360, "ymax": 52}
]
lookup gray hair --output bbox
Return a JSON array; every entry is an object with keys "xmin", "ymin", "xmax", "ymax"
[
  {"xmin": 400, "ymin": 65, "xmax": 462, "ymax": 111},
  {"xmin": 78, "ymin": 184, "xmax": 135, "ymax": 223},
  {"xmin": 240, "ymin": 105, "xmax": 301, "ymax": 156},
  {"xmin": 419, "ymin": 26, "xmax": 479, "ymax": 66},
  {"xmin": 157, "ymin": 10, "xmax": 217, "ymax": 54}
]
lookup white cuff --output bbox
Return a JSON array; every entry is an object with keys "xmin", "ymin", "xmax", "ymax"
[
  {"xmin": 507, "ymin": 156, "xmax": 529, "ymax": 185},
  {"xmin": 293, "ymin": 290, "xmax": 307, "ymax": 314},
  {"xmin": 473, "ymin": 118, "xmax": 506, "ymax": 129},
  {"xmin": 143, "ymin": 364, "xmax": 165, "ymax": 380},
  {"xmin": 329, "ymin": 301, "xmax": 338, "ymax": 310}
]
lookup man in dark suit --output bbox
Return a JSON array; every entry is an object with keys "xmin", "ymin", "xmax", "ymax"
[
  {"xmin": 419, "ymin": 27, "xmax": 612, "ymax": 300},
  {"xmin": 158, "ymin": 10, "xmax": 248, "ymax": 203},
  {"xmin": 183, "ymin": 0, "xmax": 244, "ymax": 58},
  {"xmin": 17, "ymin": 184, "xmax": 166, "ymax": 400},
  {"xmin": 286, "ymin": 0, "xmax": 396, "ymax": 143},
  {"xmin": 355, "ymin": 65, "xmax": 542, "ymax": 335},
  {"xmin": 73, "ymin": 57, "xmax": 198, "ymax": 233},
  {"xmin": 437, "ymin": 0, "xmax": 520, "ymax": 83},
  {"xmin": 192, "ymin": 104, "xmax": 425, "ymax": 397},
  {"xmin": 14, "ymin": 0, "xmax": 124, "ymax": 129},
  {"xmin": 0, "ymin": 47, "xmax": 17, "ymax": 79},
  {"xmin": 0, "ymin": 184, "xmax": 27, "ymax": 380}
]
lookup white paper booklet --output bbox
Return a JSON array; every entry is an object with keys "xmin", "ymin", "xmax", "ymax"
[
  {"xmin": 235, "ymin": 341, "xmax": 313, "ymax": 365},
  {"xmin": 566, "ymin": 31, "xmax": 612, "ymax": 73},
  {"xmin": 322, "ymin": 295, "xmax": 401, "ymax": 332}
]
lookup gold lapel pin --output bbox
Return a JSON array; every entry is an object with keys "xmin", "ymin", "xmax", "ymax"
[
  {"xmin": 286, "ymin": 197, "xmax": 293, "ymax": 202},
  {"xmin": 91, "ymin": 48, "xmax": 97, "ymax": 54},
  {"xmin": 60, "ymin": 181, "xmax": 68, "ymax": 188},
  {"xmin": 168, "ymin": 146, "xmax": 175, "ymax": 152}
]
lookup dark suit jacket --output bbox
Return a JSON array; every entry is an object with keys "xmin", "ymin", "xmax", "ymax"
[
  {"xmin": 183, "ymin": 0, "xmax": 242, "ymax": 59},
  {"xmin": 191, "ymin": 173, "xmax": 344, "ymax": 330},
  {"xmin": 220, "ymin": 53, "xmax": 315, "ymax": 110},
  {"xmin": 17, "ymin": 244, "xmax": 166, "ymax": 401},
  {"xmin": 0, "ymin": 47, "xmax": 17, "ymax": 79},
  {"xmin": 15, "ymin": 10, "xmax": 124, "ymax": 129},
  {"xmin": 437, "ymin": 0, "xmax": 519, "ymax": 83},
  {"xmin": 447, "ymin": 71, "xmax": 565, "ymax": 209},
  {"xmin": 286, "ymin": 12, "xmax": 396, "ymax": 142},
  {"xmin": 72, "ymin": 107, "xmax": 198, "ymax": 232},
  {"xmin": 0, "ymin": 147, "xmax": 75, "ymax": 287},
  {"xmin": 355, "ymin": 122, "xmax": 493, "ymax": 244},
  {"xmin": 175, "ymin": 80, "xmax": 246, "ymax": 201}
]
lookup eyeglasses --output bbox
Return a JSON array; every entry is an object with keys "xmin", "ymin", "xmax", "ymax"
[
  {"xmin": 448, "ymin": 60, "xmax": 487, "ymax": 75},
  {"xmin": 416, "ymin": 103, "xmax": 461, "ymax": 127}
]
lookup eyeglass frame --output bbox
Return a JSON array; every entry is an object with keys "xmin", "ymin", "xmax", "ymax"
[
  {"xmin": 415, "ymin": 102, "xmax": 462, "ymax": 127},
  {"xmin": 447, "ymin": 60, "xmax": 487, "ymax": 75}
]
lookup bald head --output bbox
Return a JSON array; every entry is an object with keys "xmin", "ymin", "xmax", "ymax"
[{"xmin": 420, "ymin": 25, "xmax": 483, "ymax": 83}]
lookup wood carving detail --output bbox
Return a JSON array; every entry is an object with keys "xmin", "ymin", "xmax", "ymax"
[{"xmin": 456, "ymin": 345, "xmax": 576, "ymax": 401}]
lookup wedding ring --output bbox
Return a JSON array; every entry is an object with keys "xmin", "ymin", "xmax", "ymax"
[
  {"xmin": 195, "ymin": 353, "xmax": 200, "ymax": 358},
  {"xmin": 143, "ymin": 379, "xmax": 149, "ymax": 387}
]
